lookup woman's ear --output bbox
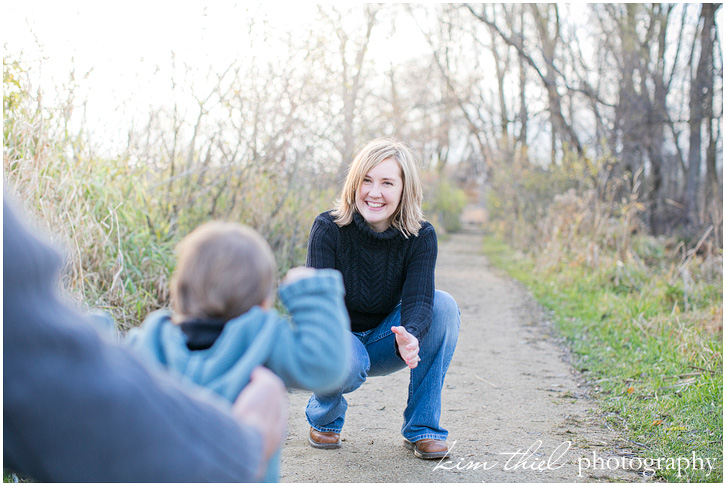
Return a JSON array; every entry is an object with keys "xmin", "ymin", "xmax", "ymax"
[{"xmin": 260, "ymin": 294, "xmax": 274, "ymax": 310}]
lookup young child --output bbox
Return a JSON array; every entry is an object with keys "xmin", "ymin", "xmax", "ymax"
[{"xmin": 126, "ymin": 221, "xmax": 350, "ymax": 482}]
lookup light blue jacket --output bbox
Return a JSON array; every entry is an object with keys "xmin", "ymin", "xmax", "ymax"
[{"xmin": 126, "ymin": 269, "xmax": 351, "ymax": 401}]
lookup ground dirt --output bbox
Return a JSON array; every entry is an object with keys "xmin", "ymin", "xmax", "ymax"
[{"xmin": 280, "ymin": 226, "xmax": 647, "ymax": 483}]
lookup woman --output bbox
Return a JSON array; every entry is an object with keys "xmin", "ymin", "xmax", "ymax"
[{"xmin": 305, "ymin": 137, "xmax": 460, "ymax": 460}]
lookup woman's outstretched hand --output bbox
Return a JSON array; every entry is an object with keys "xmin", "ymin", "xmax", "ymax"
[{"xmin": 391, "ymin": 326, "xmax": 420, "ymax": 369}]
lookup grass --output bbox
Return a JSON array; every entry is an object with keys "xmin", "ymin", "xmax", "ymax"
[{"xmin": 482, "ymin": 234, "xmax": 723, "ymax": 482}]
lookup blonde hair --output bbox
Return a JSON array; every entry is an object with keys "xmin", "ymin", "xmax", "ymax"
[
  {"xmin": 171, "ymin": 221, "xmax": 276, "ymax": 322},
  {"xmin": 332, "ymin": 138, "xmax": 423, "ymax": 237}
]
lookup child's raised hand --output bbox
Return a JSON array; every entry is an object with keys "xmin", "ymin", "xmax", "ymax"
[{"xmin": 282, "ymin": 266, "xmax": 316, "ymax": 285}]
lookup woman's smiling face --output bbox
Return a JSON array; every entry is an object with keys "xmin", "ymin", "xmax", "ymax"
[{"xmin": 355, "ymin": 157, "xmax": 403, "ymax": 233}]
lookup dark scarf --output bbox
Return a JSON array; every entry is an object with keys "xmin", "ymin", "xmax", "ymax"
[{"xmin": 179, "ymin": 317, "xmax": 228, "ymax": 350}]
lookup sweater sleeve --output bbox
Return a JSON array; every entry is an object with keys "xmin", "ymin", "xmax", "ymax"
[
  {"xmin": 400, "ymin": 223, "xmax": 438, "ymax": 342},
  {"xmin": 306, "ymin": 212, "xmax": 338, "ymax": 270},
  {"xmin": 265, "ymin": 269, "xmax": 351, "ymax": 394},
  {"xmin": 2, "ymin": 200, "xmax": 264, "ymax": 483},
  {"xmin": 125, "ymin": 310, "xmax": 173, "ymax": 367}
]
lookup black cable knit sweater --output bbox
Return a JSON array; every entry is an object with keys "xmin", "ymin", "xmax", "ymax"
[{"xmin": 306, "ymin": 211, "xmax": 437, "ymax": 342}]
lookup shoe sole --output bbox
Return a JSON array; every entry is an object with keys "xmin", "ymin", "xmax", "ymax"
[
  {"xmin": 403, "ymin": 439, "xmax": 451, "ymax": 460},
  {"xmin": 308, "ymin": 435, "xmax": 341, "ymax": 450}
]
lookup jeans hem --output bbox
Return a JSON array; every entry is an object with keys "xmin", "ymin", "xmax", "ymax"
[
  {"xmin": 404, "ymin": 433, "xmax": 449, "ymax": 442},
  {"xmin": 309, "ymin": 424, "xmax": 342, "ymax": 434}
]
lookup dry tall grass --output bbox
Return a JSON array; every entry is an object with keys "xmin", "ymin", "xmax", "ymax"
[{"xmin": 4, "ymin": 61, "xmax": 334, "ymax": 330}]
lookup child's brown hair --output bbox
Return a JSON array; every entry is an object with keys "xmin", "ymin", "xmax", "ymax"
[{"xmin": 170, "ymin": 221, "xmax": 276, "ymax": 322}]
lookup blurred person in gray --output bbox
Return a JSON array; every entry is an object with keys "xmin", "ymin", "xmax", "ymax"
[{"xmin": 2, "ymin": 197, "xmax": 287, "ymax": 482}]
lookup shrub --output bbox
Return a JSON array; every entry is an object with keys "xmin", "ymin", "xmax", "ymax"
[{"xmin": 424, "ymin": 176, "xmax": 468, "ymax": 233}]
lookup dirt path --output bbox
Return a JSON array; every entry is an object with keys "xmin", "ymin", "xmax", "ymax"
[{"xmin": 280, "ymin": 228, "xmax": 642, "ymax": 482}]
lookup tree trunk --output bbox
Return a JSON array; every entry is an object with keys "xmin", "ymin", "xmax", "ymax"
[
  {"xmin": 685, "ymin": 4, "xmax": 716, "ymax": 233},
  {"xmin": 335, "ymin": 6, "xmax": 379, "ymax": 183},
  {"xmin": 645, "ymin": 4, "xmax": 671, "ymax": 235}
]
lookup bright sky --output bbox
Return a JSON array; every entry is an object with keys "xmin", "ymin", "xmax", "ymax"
[
  {"xmin": 4, "ymin": 1, "xmax": 321, "ymax": 66},
  {"xmin": 6, "ymin": 2, "xmax": 721, "ymax": 160},
  {"xmin": 4, "ymin": 2, "xmax": 316, "ymax": 105},
  {"xmin": 4, "ymin": 1, "xmax": 424, "ymax": 151},
  {"xmin": 3, "ymin": 1, "xmax": 421, "ymax": 89}
]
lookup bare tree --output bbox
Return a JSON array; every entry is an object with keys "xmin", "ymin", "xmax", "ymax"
[
  {"xmin": 465, "ymin": 3, "xmax": 584, "ymax": 161},
  {"xmin": 685, "ymin": 3, "xmax": 720, "ymax": 233},
  {"xmin": 312, "ymin": 4, "xmax": 381, "ymax": 182}
]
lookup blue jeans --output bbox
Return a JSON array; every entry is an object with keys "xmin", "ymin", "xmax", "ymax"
[{"xmin": 306, "ymin": 290, "xmax": 460, "ymax": 442}]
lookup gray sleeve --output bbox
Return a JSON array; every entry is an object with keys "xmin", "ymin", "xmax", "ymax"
[{"xmin": 2, "ymin": 200, "xmax": 264, "ymax": 482}]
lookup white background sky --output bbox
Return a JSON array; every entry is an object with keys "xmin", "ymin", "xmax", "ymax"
[
  {"xmin": 4, "ymin": 2, "xmax": 723, "ymax": 162},
  {"xmin": 4, "ymin": 1, "xmax": 429, "ymax": 152},
  {"xmin": 3, "ymin": 1, "xmax": 421, "ymax": 97}
]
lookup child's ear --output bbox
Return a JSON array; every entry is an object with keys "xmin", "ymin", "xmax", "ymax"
[{"xmin": 260, "ymin": 294, "xmax": 274, "ymax": 310}]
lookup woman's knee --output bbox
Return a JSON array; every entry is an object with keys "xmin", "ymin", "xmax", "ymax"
[
  {"xmin": 421, "ymin": 290, "xmax": 459, "ymax": 352},
  {"xmin": 342, "ymin": 334, "xmax": 370, "ymax": 393},
  {"xmin": 433, "ymin": 290, "xmax": 460, "ymax": 329}
]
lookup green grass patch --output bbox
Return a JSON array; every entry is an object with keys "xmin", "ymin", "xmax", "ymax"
[{"xmin": 482, "ymin": 234, "xmax": 723, "ymax": 483}]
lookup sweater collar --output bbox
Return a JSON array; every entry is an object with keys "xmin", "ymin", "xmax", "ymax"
[
  {"xmin": 352, "ymin": 212, "xmax": 401, "ymax": 241},
  {"xmin": 179, "ymin": 317, "xmax": 228, "ymax": 351}
]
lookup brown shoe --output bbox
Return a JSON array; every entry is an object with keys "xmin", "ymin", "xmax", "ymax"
[
  {"xmin": 403, "ymin": 438, "xmax": 451, "ymax": 459},
  {"xmin": 309, "ymin": 427, "xmax": 341, "ymax": 449}
]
